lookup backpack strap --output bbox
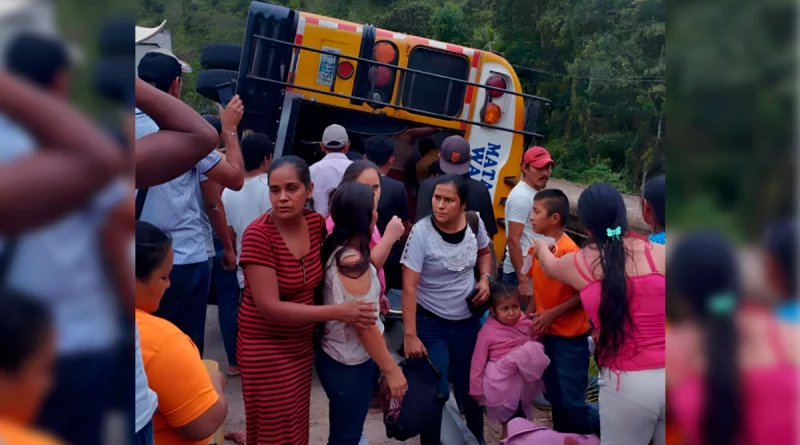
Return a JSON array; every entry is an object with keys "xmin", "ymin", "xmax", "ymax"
[
  {"xmin": 466, "ymin": 211, "xmax": 480, "ymax": 235},
  {"xmin": 0, "ymin": 238, "xmax": 19, "ymax": 286},
  {"xmin": 135, "ymin": 188, "xmax": 149, "ymax": 220}
]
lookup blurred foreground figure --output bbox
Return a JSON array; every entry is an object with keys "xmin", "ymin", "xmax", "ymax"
[
  {"xmin": 763, "ymin": 219, "xmax": 797, "ymax": 323},
  {"xmin": 0, "ymin": 67, "xmax": 125, "ymax": 445},
  {"xmin": 0, "ymin": 290, "xmax": 60, "ymax": 445},
  {"xmin": 667, "ymin": 231, "xmax": 798, "ymax": 445}
]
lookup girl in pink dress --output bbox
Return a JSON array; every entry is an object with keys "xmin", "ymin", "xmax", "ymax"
[{"xmin": 470, "ymin": 283, "xmax": 551, "ymax": 436}]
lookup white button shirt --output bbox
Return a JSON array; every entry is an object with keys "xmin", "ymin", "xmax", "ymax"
[{"xmin": 309, "ymin": 152, "xmax": 352, "ymax": 217}]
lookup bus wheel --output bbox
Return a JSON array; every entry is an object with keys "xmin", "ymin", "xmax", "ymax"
[
  {"xmin": 195, "ymin": 69, "xmax": 238, "ymax": 103},
  {"xmin": 200, "ymin": 43, "xmax": 243, "ymax": 71}
]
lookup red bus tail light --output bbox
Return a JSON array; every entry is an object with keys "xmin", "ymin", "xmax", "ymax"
[
  {"xmin": 486, "ymin": 74, "xmax": 507, "ymax": 98},
  {"xmin": 337, "ymin": 61, "xmax": 354, "ymax": 79}
]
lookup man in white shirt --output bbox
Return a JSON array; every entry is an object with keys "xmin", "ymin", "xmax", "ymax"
[
  {"xmin": 502, "ymin": 146, "xmax": 555, "ymax": 307},
  {"xmin": 310, "ymin": 124, "xmax": 353, "ymax": 217}
]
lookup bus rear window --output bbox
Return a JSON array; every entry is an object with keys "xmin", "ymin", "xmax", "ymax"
[{"xmin": 402, "ymin": 47, "xmax": 469, "ymax": 118}]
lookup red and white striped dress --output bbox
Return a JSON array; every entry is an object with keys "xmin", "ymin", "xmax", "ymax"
[{"xmin": 236, "ymin": 209, "xmax": 326, "ymax": 445}]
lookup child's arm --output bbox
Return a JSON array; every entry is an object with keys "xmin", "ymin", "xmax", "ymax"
[
  {"xmin": 531, "ymin": 292, "xmax": 583, "ymax": 336},
  {"xmin": 469, "ymin": 329, "xmax": 491, "ymax": 398}
]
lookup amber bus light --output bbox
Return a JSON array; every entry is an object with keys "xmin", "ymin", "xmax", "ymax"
[{"xmin": 482, "ymin": 102, "xmax": 503, "ymax": 124}]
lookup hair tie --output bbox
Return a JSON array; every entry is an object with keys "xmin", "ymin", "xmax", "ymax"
[
  {"xmin": 708, "ymin": 292, "xmax": 736, "ymax": 315},
  {"xmin": 606, "ymin": 226, "xmax": 622, "ymax": 240}
]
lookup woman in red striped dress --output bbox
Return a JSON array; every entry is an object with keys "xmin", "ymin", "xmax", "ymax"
[{"xmin": 237, "ymin": 156, "xmax": 379, "ymax": 445}]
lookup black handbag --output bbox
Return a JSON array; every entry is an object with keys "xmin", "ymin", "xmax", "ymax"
[{"xmin": 379, "ymin": 357, "xmax": 446, "ymax": 441}]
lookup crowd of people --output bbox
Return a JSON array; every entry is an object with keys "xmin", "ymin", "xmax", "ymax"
[
  {"xmin": 124, "ymin": 40, "xmax": 673, "ymax": 445},
  {"xmin": 0, "ymin": 21, "xmax": 796, "ymax": 445}
]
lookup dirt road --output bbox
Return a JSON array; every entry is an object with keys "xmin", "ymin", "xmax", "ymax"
[{"xmin": 203, "ymin": 306, "xmax": 419, "ymax": 445}]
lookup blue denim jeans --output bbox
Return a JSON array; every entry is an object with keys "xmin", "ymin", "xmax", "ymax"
[
  {"xmin": 416, "ymin": 310, "xmax": 483, "ymax": 445},
  {"xmin": 315, "ymin": 344, "xmax": 376, "ymax": 445},
  {"xmin": 153, "ymin": 260, "xmax": 211, "ymax": 355},
  {"xmin": 541, "ymin": 333, "xmax": 600, "ymax": 435},
  {"xmin": 37, "ymin": 348, "xmax": 118, "ymax": 445},
  {"xmin": 134, "ymin": 420, "xmax": 155, "ymax": 445},
  {"xmin": 502, "ymin": 271, "xmax": 519, "ymax": 286},
  {"xmin": 211, "ymin": 238, "xmax": 239, "ymax": 367}
]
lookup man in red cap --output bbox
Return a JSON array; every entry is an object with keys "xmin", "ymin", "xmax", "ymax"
[{"xmin": 502, "ymin": 146, "xmax": 555, "ymax": 303}]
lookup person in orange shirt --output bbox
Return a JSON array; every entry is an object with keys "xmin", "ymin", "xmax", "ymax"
[
  {"xmin": 135, "ymin": 221, "xmax": 228, "ymax": 445},
  {"xmin": 528, "ymin": 189, "xmax": 599, "ymax": 435},
  {"xmin": 0, "ymin": 290, "xmax": 62, "ymax": 445}
]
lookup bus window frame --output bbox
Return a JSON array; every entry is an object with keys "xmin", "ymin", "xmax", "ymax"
[{"xmin": 401, "ymin": 46, "xmax": 471, "ymax": 118}]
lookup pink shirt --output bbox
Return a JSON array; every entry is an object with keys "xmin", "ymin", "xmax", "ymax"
[
  {"xmin": 325, "ymin": 216, "xmax": 386, "ymax": 296},
  {"xmin": 670, "ymin": 308, "xmax": 799, "ymax": 445},
  {"xmin": 470, "ymin": 316, "xmax": 533, "ymax": 396},
  {"xmin": 575, "ymin": 244, "xmax": 665, "ymax": 371}
]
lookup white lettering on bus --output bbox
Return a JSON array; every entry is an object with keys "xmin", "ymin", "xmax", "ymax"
[{"xmin": 469, "ymin": 142, "xmax": 501, "ymax": 189}]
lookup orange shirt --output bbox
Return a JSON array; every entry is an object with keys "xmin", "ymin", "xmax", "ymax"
[
  {"xmin": 530, "ymin": 233, "xmax": 591, "ymax": 338},
  {"xmin": 0, "ymin": 420, "xmax": 62, "ymax": 445},
  {"xmin": 136, "ymin": 309, "xmax": 219, "ymax": 445}
]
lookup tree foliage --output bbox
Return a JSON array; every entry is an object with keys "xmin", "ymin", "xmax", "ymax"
[{"xmin": 138, "ymin": 0, "xmax": 665, "ymax": 193}]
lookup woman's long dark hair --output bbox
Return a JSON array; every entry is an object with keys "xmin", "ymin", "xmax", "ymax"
[
  {"xmin": 135, "ymin": 221, "xmax": 172, "ymax": 280},
  {"xmin": 327, "ymin": 160, "xmax": 380, "ymax": 212},
  {"xmin": 321, "ymin": 181, "xmax": 374, "ymax": 280},
  {"xmin": 669, "ymin": 231, "xmax": 740, "ymax": 445},
  {"xmin": 577, "ymin": 183, "xmax": 631, "ymax": 366}
]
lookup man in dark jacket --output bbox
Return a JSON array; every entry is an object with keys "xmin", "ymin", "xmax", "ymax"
[{"xmin": 415, "ymin": 135, "xmax": 498, "ymax": 239}]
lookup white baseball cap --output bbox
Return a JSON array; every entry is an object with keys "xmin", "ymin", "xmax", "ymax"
[
  {"xmin": 322, "ymin": 124, "xmax": 349, "ymax": 150},
  {"xmin": 135, "ymin": 20, "xmax": 166, "ymax": 44}
]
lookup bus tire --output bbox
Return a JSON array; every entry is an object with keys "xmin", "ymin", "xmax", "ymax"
[
  {"xmin": 200, "ymin": 43, "xmax": 243, "ymax": 71},
  {"xmin": 195, "ymin": 69, "xmax": 238, "ymax": 103}
]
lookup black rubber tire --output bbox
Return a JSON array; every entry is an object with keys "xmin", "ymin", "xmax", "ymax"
[
  {"xmin": 195, "ymin": 69, "xmax": 238, "ymax": 102},
  {"xmin": 200, "ymin": 43, "xmax": 243, "ymax": 71}
]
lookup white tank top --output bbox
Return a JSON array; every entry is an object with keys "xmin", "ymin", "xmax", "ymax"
[{"xmin": 320, "ymin": 247, "xmax": 383, "ymax": 365}]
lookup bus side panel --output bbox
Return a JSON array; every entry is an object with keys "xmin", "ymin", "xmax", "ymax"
[{"xmin": 466, "ymin": 61, "xmax": 523, "ymax": 260}]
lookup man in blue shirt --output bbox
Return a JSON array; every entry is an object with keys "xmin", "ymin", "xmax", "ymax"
[{"xmin": 136, "ymin": 49, "xmax": 245, "ymax": 355}]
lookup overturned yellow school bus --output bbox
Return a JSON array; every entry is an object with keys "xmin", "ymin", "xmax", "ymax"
[{"xmin": 198, "ymin": 1, "xmax": 552, "ymax": 258}]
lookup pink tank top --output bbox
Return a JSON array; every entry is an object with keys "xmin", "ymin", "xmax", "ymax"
[
  {"xmin": 670, "ymin": 316, "xmax": 798, "ymax": 445},
  {"xmin": 574, "ymin": 243, "xmax": 665, "ymax": 372}
]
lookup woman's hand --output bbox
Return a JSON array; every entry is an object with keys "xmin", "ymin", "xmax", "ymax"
[
  {"xmin": 335, "ymin": 300, "xmax": 378, "ymax": 330},
  {"xmin": 384, "ymin": 216, "xmax": 405, "ymax": 243},
  {"xmin": 403, "ymin": 333, "xmax": 427, "ymax": 359},
  {"xmin": 383, "ymin": 366, "xmax": 408, "ymax": 399},
  {"xmin": 532, "ymin": 239, "xmax": 557, "ymax": 259},
  {"xmin": 472, "ymin": 276, "xmax": 490, "ymax": 306}
]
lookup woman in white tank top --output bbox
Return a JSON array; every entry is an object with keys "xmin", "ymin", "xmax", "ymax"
[{"xmin": 316, "ymin": 182, "xmax": 407, "ymax": 445}]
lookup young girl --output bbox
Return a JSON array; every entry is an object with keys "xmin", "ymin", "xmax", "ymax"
[
  {"xmin": 469, "ymin": 282, "xmax": 550, "ymax": 435},
  {"xmin": 317, "ymin": 181, "xmax": 407, "ymax": 444}
]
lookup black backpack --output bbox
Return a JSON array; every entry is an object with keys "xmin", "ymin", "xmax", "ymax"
[{"xmin": 380, "ymin": 357, "xmax": 447, "ymax": 441}]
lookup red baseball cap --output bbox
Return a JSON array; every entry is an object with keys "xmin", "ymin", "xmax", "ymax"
[{"xmin": 522, "ymin": 146, "xmax": 555, "ymax": 169}]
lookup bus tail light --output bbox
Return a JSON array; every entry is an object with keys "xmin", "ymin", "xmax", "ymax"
[
  {"xmin": 482, "ymin": 102, "xmax": 503, "ymax": 124},
  {"xmin": 337, "ymin": 61, "xmax": 354, "ymax": 79},
  {"xmin": 368, "ymin": 66, "xmax": 393, "ymax": 88},
  {"xmin": 486, "ymin": 74, "xmax": 507, "ymax": 98},
  {"xmin": 373, "ymin": 42, "xmax": 396, "ymax": 64}
]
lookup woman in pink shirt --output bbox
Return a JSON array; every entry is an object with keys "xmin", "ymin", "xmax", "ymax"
[
  {"xmin": 533, "ymin": 183, "xmax": 666, "ymax": 445},
  {"xmin": 667, "ymin": 231, "xmax": 798, "ymax": 445},
  {"xmin": 325, "ymin": 160, "xmax": 405, "ymax": 313}
]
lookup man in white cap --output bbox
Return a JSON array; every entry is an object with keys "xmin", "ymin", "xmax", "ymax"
[{"xmin": 309, "ymin": 124, "xmax": 353, "ymax": 217}]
